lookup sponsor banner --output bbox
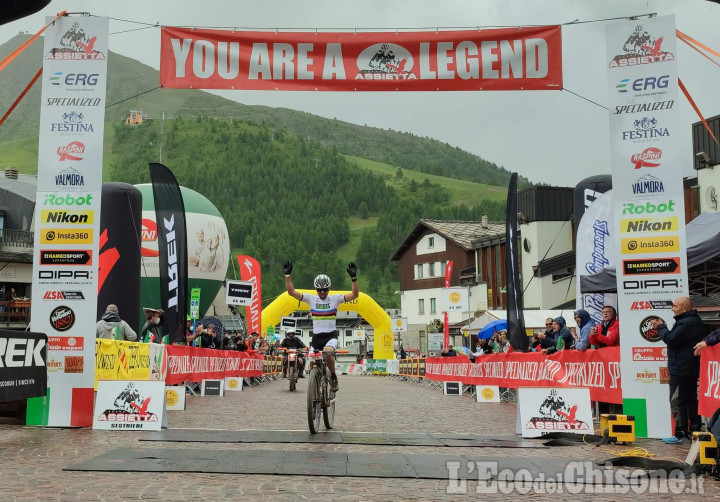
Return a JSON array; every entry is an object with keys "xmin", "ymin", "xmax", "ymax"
[
  {"xmin": 699, "ymin": 344, "xmax": 720, "ymax": 416},
  {"xmin": 40, "ymin": 250, "xmax": 92, "ymax": 266},
  {"xmin": 224, "ymin": 376, "xmax": 243, "ymax": 391},
  {"xmin": 424, "ymin": 347, "xmax": 622, "ymax": 403},
  {"xmin": 94, "ymin": 339, "xmax": 152, "ymax": 388},
  {"xmin": 165, "ymin": 385, "xmax": 186, "ymax": 410},
  {"xmin": 391, "ymin": 318, "xmax": 407, "ymax": 332},
  {"xmin": 225, "ymin": 279, "xmax": 253, "ymax": 306},
  {"xmin": 607, "ymin": 16, "xmax": 685, "ymax": 438},
  {"xmin": 238, "ymin": 255, "xmax": 262, "ymax": 335},
  {"xmin": 476, "ymin": 385, "xmax": 501, "ymax": 403},
  {"xmin": 201, "ymin": 379, "xmax": 224, "ymax": 396},
  {"xmin": 92, "ymin": 380, "xmax": 165, "ymax": 431},
  {"xmin": 40, "ymin": 210, "xmax": 94, "ymax": 225},
  {"xmin": 163, "ymin": 345, "xmax": 263, "ymax": 384},
  {"xmin": 442, "ymin": 287, "xmax": 467, "ymax": 312},
  {"xmin": 47, "ymin": 335, "xmax": 84, "ymax": 351},
  {"xmin": 39, "ymin": 228, "xmax": 93, "ymax": 245},
  {"xmin": 517, "ymin": 387, "xmax": 593, "ymax": 438},
  {"xmin": 385, "ymin": 359, "xmax": 399, "ymax": 375},
  {"xmin": 160, "ymin": 26, "xmax": 563, "ymax": 91},
  {"xmin": 0, "ymin": 330, "xmax": 48, "ymax": 402},
  {"xmin": 365, "ymin": 359, "xmax": 388, "ymax": 373}
]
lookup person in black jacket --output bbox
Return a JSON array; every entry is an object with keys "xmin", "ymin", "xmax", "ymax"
[
  {"xmin": 653, "ymin": 296, "xmax": 706, "ymax": 442},
  {"xmin": 280, "ymin": 330, "xmax": 307, "ymax": 378},
  {"xmin": 694, "ymin": 328, "xmax": 720, "ymax": 356}
]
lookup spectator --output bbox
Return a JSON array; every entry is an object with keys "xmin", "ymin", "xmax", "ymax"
[
  {"xmin": 694, "ymin": 327, "xmax": 720, "ymax": 356},
  {"xmin": 400, "ymin": 345, "xmax": 407, "ymax": 360},
  {"xmin": 184, "ymin": 318, "xmax": 202, "ymax": 346},
  {"xmin": 531, "ymin": 334, "xmax": 543, "ymax": 351},
  {"xmin": 96, "ymin": 304, "xmax": 137, "ymax": 341},
  {"xmin": 199, "ymin": 324, "xmax": 219, "ymax": 349},
  {"xmin": 140, "ymin": 308, "xmax": 165, "ymax": 343},
  {"xmin": 441, "ymin": 345, "xmax": 458, "ymax": 356},
  {"xmin": 573, "ymin": 309, "xmax": 594, "ymax": 351},
  {"xmin": 654, "ymin": 296, "xmax": 706, "ymax": 443},
  {"xmin": 589, "ymin": 306, "xmax": 619, "ymax": 348},
  {"xmin": 493, "ymin": 331, "xmax": 511, "ymax": 353},
  {"xmin": 537, "ymin": 317, "xmax": 558, "ymax": 350},
  {"xmin": 257, "ymin": 337, "xmax": 270, "ymax": 354}
]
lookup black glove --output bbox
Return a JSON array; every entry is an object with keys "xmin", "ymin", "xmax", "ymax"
[
  {"xmin": 347, "ymin": 262, "xmax": 357, "ymax": 278},
  {"xmin": 283, "ymin": 261, "xmax": 293, "ymax": 275}
]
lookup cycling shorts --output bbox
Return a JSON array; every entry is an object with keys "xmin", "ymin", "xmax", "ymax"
[{"xmin": 310, "ymin": 331, "xmax": 338, "ymax": 351}]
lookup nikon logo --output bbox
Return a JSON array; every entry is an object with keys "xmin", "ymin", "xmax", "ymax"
[
  {"xmin": 621, "ymin": 217, "xmax": 678, "ymax": 234},
  {"xmin": 40, "ymin": 210, "xmax": 93, "ymax": 224},
  {"xmin": 622, "ymin": 200, "xmax": 675, "ymax": 215}
]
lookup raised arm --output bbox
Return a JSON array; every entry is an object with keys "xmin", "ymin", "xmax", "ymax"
[
  {"xmin": 283, "ymin": 261, "xmax": 302, "ymax": 301},
  {"xmin": 344, "ymin": 262, "xmax": 359, "ymax": 302}
]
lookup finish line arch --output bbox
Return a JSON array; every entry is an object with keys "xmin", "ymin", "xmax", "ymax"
[{"xmin": 262, "ymin": 290, "xmax": 395, "ymax": 360}]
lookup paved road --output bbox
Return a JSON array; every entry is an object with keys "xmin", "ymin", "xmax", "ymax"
[{"xmin": 0, "ymin": 375, "xmax": 716, "ymax": 501}]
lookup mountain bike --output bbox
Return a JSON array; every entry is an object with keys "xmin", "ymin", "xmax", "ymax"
[{"xmin": 306, "ymin": 348, "xmax": 348, "ymax": 434}]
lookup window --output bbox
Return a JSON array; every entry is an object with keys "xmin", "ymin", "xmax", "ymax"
[
  {"xmin": 428, "ymin": 237, "xmax": 435, "ymax": 248},
  {"xmin": 416, "ymin": 264, "xmax": 424, "ymax": 279},
  {"xmin": 418, "ymin": 299, "xmax": 425, "ymax": 314},
  {"xmin": 429, "ymin": 262, "xmax": 436, "ymax": 277},
  {"xmin": 430, "ymin": 298, "xmax": 437, "ymax": 314},
  {"xmin": 441, "ymin": 261, "xmax": 447, "ymax": 274}
]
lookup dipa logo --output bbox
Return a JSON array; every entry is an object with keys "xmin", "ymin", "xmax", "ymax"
[
  {"xmin": 356, "ymin": 43, "xmax": 416, "ymax": 80},
  {"xmin": 609, "ymin": 25, "xmax": 674, "ymax": 68},
  {"xmin": 54, "ymin": 167, "xmax": 84, "ymax": 188},
  {"xmin": 622, "ymin": 117, "xmax": 669, "ymax": 142},
  {"xmin": 47, "ymin": 21, "xmax": 105, "ymax": 61},
  {"xmin": 631, "ymin": 174, "xmax": 665, "ymax": 196},
  {"xmin": 631, "ymin": 147, "xmax": 661, "ymax": 169},
  {"xmin": 57, "ymin": 141, "xmax": 85, "ymax": 161}
]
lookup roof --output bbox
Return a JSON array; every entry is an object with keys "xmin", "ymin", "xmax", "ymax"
[
  {"xmin": 0, "ymin": 174, "xmax": 37, "ymax": 202},
  {"xmin": 391, "ymin": 219, "xmax": 505, "ymax": 261}
]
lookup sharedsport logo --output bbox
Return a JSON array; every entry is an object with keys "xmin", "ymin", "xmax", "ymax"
[
  {"xmin": 623, "ymin": 258, "xmax": 680, "ymax": 275},
  {"xmin": 631, "ymin": 174, "xmax": 665, "ymax": 196},
  {"xmin": 51, "ymin": 111, "xmax": 94, "ymax": 133},
  {"xmin": 57, "ymin": 141, "xmax": 85, "ymax": 161},
  {"xmin": 621, "ymin": 236, "xmax": 678, "ymax": 254},
  {"xmin": 622, "ymin": 117, "xmax": 669, "ymax": 142},
  {"xmin": 609, "ymin": 25, "xmax": 674, "ymax": 68},
  {"xmin": 49, "ymin": 306, "xmax": 76, "ymax": 332},
  {"xmin": 622, "ymin": 200, "xmax": 675, "ymax": 215},
  {"xmin": 47, "ymin": 21, "xmax": 105, "ymax": 61},
  {"xmin": 40, "ymin": 210, "xmax": 93, "ymax": 225},
  {"xmin": 43, "ymin": 193, "xmax": 93, "ymax": 207},
  {"xmin": 356, "ymin": 43, "xmax": 415, "ymax": 79},
  {"xmin": 620, "ymin": 216, "xmax": 678, "ymax": 233},
  {"xmin": 631, "ymin": 147, "xmax": 662, "ymax": 169}
]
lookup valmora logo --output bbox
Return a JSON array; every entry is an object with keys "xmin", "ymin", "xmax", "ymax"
[
  {"xmin": 43, "ymin": 291, "xmax": 86, "ymax": 300},
  {"xmin": 50, "ymin": 306, "xmax": 76, "ymax": 332},
  {"xmin": 630, "ymin": 300, "xmax": 673, "ymax": 310},
  {"xmin": 47, "ymin": 22, "xmax": 105, "ymax": 60},
  {"xmin": 141, "ymin": 218, "xmax": 159, "ymax": 257},
  {"xmin": 631, "ymin": 174, "xmax": 665, "ymax": 195},
  {"xmin": 356, "ymin": 43, "xmax": 416, "ymax": 80},
  {"xmin": 631, "ymin": 147, "xmax": 661, "ymax": 169},
  {"xmin": 55, "ymin": 167, "xmax": 85, "ymax": 188},
  {"xmin": 40, "ymin": 210, "xmax": 93, "ymax": 225},
  {"xmin": 609, "ymin": 25, "xmax": 675, "ymax": 68},
  {"xmin": 57, "ymin": 141, "xmax": 85, "ymax": 161}
]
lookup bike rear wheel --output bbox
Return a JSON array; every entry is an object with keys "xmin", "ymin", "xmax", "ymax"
[
  {"xmin": 307, "ymin": 367, "xmax": 322, "ymax": 434},
  {"xmin": 322, "ymin": 368, "xmax": 335, "ymax": 430},
  {"xmin": 289, "ymin": 365, "xmax": 296, "ymax": 392}
]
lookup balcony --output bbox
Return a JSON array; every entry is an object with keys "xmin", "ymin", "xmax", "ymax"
[
  {"xmin": 0, "ymin": 229, "xmax": 34, "ymax": 247},
  {"xmin": 459, "ymin": 266, "xmax": 477, "ymax": 286},
  {"xmin": 0, "ymin": 300, "xmax": 31, "ymax": 327}
]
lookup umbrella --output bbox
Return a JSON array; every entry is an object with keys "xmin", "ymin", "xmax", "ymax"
[
  {"xmin": 477, "ymin": 319, "xmax": 507, "ymax": 339},
  {"xmin": 200, "ymin": 316, "xmax": 224, "ymax": 339}
]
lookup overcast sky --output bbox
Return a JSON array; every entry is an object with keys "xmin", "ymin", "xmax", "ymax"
[{"xmin": 1, "ymin": 0, "xmax": 719, "ymax": 185}]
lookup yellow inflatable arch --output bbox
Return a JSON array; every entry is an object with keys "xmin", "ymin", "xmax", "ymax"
[{"xmin": 261, "ymin": 290, "xmax": 395, "ymax": 360}]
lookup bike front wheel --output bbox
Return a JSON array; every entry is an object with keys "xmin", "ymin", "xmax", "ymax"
[
  {"xmin": 307, "ymin": 367, "xmax": 322, "ymax": 434},
  {"xmin": 322, "ymin": 368, "xmax": 335, "ymax": 430},
  {"xmin": 289, "ymin": 365, "xmax": 296, "ymax": 392}
]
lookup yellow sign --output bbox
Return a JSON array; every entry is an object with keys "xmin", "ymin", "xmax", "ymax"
[
  {"xmin": 40, "ymin": 210, "xmax": 94, "ymax": 224},
  {"xmin": 40, "ymin": 228, "xmax": 93, "ymax": 244},
  {"xmin": 227, "ymin": 378, "xmax": 240, "ymax": 389},
  {"xmin": 620, "ymin": 216, "xmax": 678, "ymax": 234},
  {"xmin": 166, "ymin": 388, "xmax": 179, "ymax": 407},
  {"xmin": 621, "ymin": 236, "xmax": 678, "ymax": 254},
  {"xmin": 481, "ymin": 387, "xmax": 496, "ymax": 400},
  {"xmin": 449, "ymin": 291, "xmax": 462, "ymax": 303}
]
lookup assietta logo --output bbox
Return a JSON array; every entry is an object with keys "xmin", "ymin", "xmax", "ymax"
[
  {"xmin": 57, "ymin": 141, "xmax": 85, "ymax": 161},
  {"xmin": 609, "ymin": 25, "xmax": 675, "ymax": 68},
  {"xmin": 631, "ymin": 147, "xmax": 662, "ymax": 169},
  {"xmin": 50, "ymin": 306, "xmax": 76, "ymax": 332},
  {"xmin": 356, "ymin": 43, "xmax": 416, "ymax": 80},
  {"xmin": 622, "ymin": 117, "xmax": 669, "ymax": 142},
  {"xmin": 47, "ymin": 21, "xmax": 105, "ymax": 60},
  {"xmin": 631, "ymin": 173, "xmax": 665, "ymax": 195}
]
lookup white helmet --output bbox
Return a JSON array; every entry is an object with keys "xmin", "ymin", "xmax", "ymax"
[{"xmin": 314, "ymin": 274, "xmax": 331, "ymax": 289}]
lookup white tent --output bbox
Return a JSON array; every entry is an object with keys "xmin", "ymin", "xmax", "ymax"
[{"xmin": 468, "ymin": 310, "xmax": 578, "ymax": 334}]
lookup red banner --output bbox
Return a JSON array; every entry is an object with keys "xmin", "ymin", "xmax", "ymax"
[
  {"xmin": 699, "ymin": 344, "xmax": 720, "ymax": 416},
  {"xmin": 160, "ymin": 26, "xmax": 562, "ymax": 91},
  {"xmin": 237, "ymin": 255, "xmax": 262, "ymax": 334},
  {"xmin": 164, "ymin": 345, "xmax": 263, "ymax": 385},
  {"xmin": 424, "ymin": 347, "xmax": 622, "ymax": 403}
]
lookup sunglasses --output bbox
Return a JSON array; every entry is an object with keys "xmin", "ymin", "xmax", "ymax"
[
  {"xmin": 545, "ymin": 323, "xmax": 552, "ymax": 326},
  {"xmin": 316, "ymin": 288, "xmax": 329, "ymax": 293}
]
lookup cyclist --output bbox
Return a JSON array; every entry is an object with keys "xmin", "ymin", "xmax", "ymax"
[
  {"xmin": 280, "ymin": 329, "xmax": 307, "ymax": 378},
  {"xmin": 283, "ymin": 261, "xmax": 358, "ymax": 392}
]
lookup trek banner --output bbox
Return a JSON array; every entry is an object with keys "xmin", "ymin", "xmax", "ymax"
[
  {"xmin": 160, "ymin": 26, "xmax": 562, "ymax": 91},
  {"xmin": 424, "ymin": 347, "xmax": 622, "ymax": 404}
]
